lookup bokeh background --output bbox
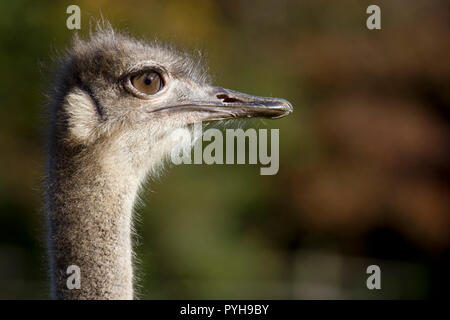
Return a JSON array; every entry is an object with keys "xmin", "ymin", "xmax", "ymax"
[{"xmin": 0, "ymin": 0, "xmax": 448, "ymax": 299}]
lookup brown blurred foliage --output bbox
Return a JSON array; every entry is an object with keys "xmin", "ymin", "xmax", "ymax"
[{"xmin": 280, "ymin": 0, "xmax": 449, "ymax": 251}]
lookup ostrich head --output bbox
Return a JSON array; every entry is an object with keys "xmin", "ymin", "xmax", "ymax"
[
  {"xmin": 49, "ymin": 25, "xmax": 292, "ymax": 178},
  {"xmin": 46, "ymin": 24, "xmax": 293, "ymax": 300}
]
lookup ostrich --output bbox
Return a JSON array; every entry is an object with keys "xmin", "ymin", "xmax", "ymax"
[{"xmin": 45, "ymin": 24, "xmax": 292, "ymax": 300}]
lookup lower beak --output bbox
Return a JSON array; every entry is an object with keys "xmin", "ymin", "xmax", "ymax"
[{"xmin": 150, "ymin": 86, "xmax": 293, "ymax": 121}]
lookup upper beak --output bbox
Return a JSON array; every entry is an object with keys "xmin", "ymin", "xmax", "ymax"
[{"xmin": 150, "ymin": 86, "xmax": 293, "ymax": 121}]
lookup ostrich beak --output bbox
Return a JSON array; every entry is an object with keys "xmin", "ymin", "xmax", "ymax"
[{"xmin": 150, "ymin": 86, "xmax": 293, "ymax": 121}]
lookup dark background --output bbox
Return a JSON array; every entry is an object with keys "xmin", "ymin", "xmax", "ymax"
[{"xmin": 0, "ymin": 0, "xmax": 448, "ymax": 299}]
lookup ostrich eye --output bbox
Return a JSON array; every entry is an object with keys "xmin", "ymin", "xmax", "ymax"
[{"xmin": 131, "ymin": 71, "xmax": 162, "ymax": 95}]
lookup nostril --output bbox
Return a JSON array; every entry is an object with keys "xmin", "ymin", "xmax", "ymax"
[{"xmin": 217, "ymin": 94, "xmax": 243, "ymax": 103}]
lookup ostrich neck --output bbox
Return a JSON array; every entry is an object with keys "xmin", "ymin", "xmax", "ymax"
[{"xmin": 46, "ymin": 144, "xmax": 142, "ymax": 299}]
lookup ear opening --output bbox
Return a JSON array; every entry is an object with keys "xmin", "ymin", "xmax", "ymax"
[{"xmin": 64, "ymin": 88, "xmax": 100, "ymax": 144}]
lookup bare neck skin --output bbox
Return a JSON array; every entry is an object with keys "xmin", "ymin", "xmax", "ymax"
[{"xmin": 46, "ymin": 137, "xmax": 145, "ymax": 299}]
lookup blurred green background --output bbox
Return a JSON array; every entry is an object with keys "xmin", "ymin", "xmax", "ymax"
[{"xmin": 0, "ymin": 0, "xmax": 448, "ymax": 299}]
